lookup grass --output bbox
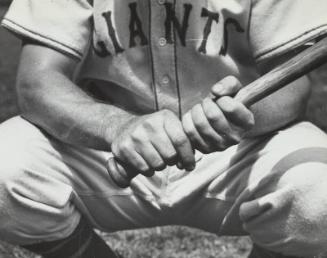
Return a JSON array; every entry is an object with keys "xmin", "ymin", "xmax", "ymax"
[{"xmin": 0, "ymin": 6, "xmax": 327, "ymax": 258}]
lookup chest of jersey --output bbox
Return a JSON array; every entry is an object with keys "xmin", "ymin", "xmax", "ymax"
[{"xmin": 79, "ymin": 0, "xmax": 258, "ymax": 115}]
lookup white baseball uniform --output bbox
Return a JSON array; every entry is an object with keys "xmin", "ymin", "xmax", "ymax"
[{"xmin": 1, "ymin": 0, "xmax": 327, "ymax": 256}]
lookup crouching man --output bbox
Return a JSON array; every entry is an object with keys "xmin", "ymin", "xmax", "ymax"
[{"xmin": 1, "ymin": 0, "xmax": 327, "ymax": 257}]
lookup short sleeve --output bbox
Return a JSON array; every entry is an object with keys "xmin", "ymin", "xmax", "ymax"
[
  {"xmin": 249, "ymin": 0, "xmax": 327, "ymax": 63},
  {"xmin": 1, "ymin": 0, "xmax": 93, "ymax": 60}
]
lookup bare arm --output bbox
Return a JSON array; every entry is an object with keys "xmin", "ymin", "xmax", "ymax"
[
  {"xmin": 244, "ymin": 50, "xmax": 312, "ymax": 137},
  {"xmin": 17, "ymin": 42, "xmax": 135, "ymax": 151},
  {"xmin": 17, "ymin": 42, "xmax": 196, "ymax": 173}
]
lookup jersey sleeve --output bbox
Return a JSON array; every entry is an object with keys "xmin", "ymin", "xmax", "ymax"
[
  {"xmin": 249, "ymin": 0, "xmax": 327, "ymax": 63},
  {"xmin": 1, "ymin": 0, "xmax": 93, "ymax": 60}
]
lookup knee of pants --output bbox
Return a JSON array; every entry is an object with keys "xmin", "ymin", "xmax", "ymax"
[
  {"xmin": 239, "ymin": 162, "xmax": 327, "ymax": 257},
  {"xmin": 0, "ymin": 117, "xmax": 80, "ymax": 245}
]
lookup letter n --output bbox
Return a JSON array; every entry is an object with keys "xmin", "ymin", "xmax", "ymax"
[{"xmin": 164, "ymin": 3, "xmax": 192, "ymax": 46}]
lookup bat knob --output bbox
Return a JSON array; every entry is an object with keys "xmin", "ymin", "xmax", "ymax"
[{"xmin": 106, "ymin": 157, "xmax": 134, "ymax": 188}]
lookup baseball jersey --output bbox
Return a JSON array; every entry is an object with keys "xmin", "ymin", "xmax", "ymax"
[{"xmin": 2, "ymin": 0, "xmax": 327, "ymax": 116}]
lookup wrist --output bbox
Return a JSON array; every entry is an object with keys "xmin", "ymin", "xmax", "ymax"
[{"xmin": 102, "ymin": 112, "xmax": 138, "ymax": 147}]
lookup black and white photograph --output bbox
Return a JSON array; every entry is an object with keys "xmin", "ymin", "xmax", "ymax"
[{"xmin": 0, "ymin": 0, "xmax": 327, "ymax": 257}]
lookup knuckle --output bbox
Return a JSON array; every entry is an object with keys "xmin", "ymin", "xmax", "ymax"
[
  {"xmin": 141, "ymin": 119, "xmax": 154, "ymax": 130},
  {"xmin": 142, "ymin": 169, "xmax": 155, "ymax": 177},
  {"xmin": 119, "ymin": 141, "xmax": 131, "ymax": 153},
  {"xmin": 193, "ymin": 118, "xmax": 208, "ymax": 131},
  {"xmin": 185, "ymin": 130, "xmax": 198, "ymax": 143},
  {"xmin": 154, "ymin": 162, "xmax": 166, "ymax": 171},
  {"xmin": 164, "ymin": 153, "xmax": 177, "ymax": 164},
  {"xmin": 174, "ymin": 136, "xmax": 188, "ymax": 147},
  {"xmin": 130, "ymin": 132, "xmax": 141, "ymax": 142},
  {"xmin": 206, "ymin": 111, "xmax": 221, "ymax": 124},
  {"xmin": 202, "ymin": 100, "xmax": 222, "ymax": 121},
  {"xmin": 139, "ymin": 165, "xmax": 151, "ymax": 173},
  {"xmin": 131, "ymin": 157, "xmax": 149, "ymax": 172},
  {"xmin": 199, "ymin": 128, "xmax": 213, "ymax": 139},
  {"xmin": 220, "ymin": 97, "xmax": 237, "ymax": 114},
  {"xmin": 144, "ymin": 121, "xmax": 159, "ymax": 134},
  {"xmin": 183, "ymin": 124, "xmax": 192, "ymax": 135}
]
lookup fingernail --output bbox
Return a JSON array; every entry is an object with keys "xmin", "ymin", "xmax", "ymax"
[
  {"xmin": 176, "ymin": 162, "xmax": 183, "ymax": 169},
  {"xmin": 212, "ymin": 83, "xmax": 224, "ymax": 95}
]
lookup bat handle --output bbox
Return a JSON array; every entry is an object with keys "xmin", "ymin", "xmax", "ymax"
[
  {"xmin": 107, "ymin": 37, "xmax": 327, "ymax": 188},
  {"xmin": 234, "ymin": 37, "xmax": 327, "ymax": 106}
]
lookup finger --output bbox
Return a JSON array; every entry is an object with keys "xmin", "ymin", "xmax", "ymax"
[
  {"xmin": 164, "ymin": 115, "xmax": 195, "ymax": 171},
  {"xmin": 176, "ymin": 161, "xmax": 184, "ymax": 170},
  {"xmin": 182, "ymin": 111, "xmax": 213, "ymax": 153},
  {"xmin": 202, "ymin": 97, "xmax": 241, "ymax": 145},
  {"xmin": 216, "ymin": 96, "xmax": 255, "ymax": 130},
  {"xmin": 149, "ymin": 130, "xmax": 178, "ymax": 166},
  {"xmin": 107, "ymin": 157, "xmax": 132, "ymax": 188},
  {"xmin": 135, "ymin": 140, "xmax": 167, "ymax": 172},
  {"xmin": 113, "ymin": 141, "xmax": 153, "ymax": 177},
  {"xmin": 211, "ymin": 76, "xmax": 243, "ymax": 98},
  {"xmin": 190, "ymin": 104, "xmax": 224, "ymax": 152}
]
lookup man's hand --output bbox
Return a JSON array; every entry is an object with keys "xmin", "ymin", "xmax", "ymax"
[
  {"xmin": 182, "ymin": 76, "xmax": 255, "ymax": 154},
  {"xmin": 110, "ymin": 109, "xmax": 196, "ymax": 178}
]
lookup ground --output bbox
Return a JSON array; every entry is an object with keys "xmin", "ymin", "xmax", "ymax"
[{"xmin": 0, "ymin": 6, "xmax": 327, "ymax": 258}]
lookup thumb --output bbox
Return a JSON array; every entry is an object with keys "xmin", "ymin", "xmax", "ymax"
[{"xmin": 211, "ymin": 76, "xmax": 243, "ymax": 98}]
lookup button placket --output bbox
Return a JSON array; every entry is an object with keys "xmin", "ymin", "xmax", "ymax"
[
  {"xmin": 161, "ymin": 75, "xmax": 170, "ymax": 85},
  {"xmin": 149, "ymin": 0, "xmax": 180, "ymax": 113},
  {"xmin": 158, "ymin": 37, "xmax": 167, "ymax": 47},
  {"xmin": 157, "ymin": 0, "xmax": 166, "ymax": 5}
]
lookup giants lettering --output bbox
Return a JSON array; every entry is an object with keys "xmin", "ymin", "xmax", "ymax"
[{"xmin": 93, "ymin": 2, "xmax": 244, "ymax": 57}]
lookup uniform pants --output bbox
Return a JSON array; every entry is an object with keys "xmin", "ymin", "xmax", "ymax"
[{"xmin": 1, "ymin": 116, "xmax": 327, "ymax": 257}]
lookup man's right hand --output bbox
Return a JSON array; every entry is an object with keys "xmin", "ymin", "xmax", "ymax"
[{"xmin": 110, "ymin": 109, "xmax": 196, "ymax": 178}]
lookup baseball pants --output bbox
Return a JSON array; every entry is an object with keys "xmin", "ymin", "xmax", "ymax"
[{"xmin": 0, "ymin": 116, "xmax": 327, "ymax": 257}]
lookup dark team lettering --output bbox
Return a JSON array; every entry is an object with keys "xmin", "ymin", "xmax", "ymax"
[
  {"xmin": 129, "ymin": 2, "xmax": 148, "ymax": 48},
  {"xmin": 94, "ymin": 41, "xmax": 112, "ymax": 57},
  {"xmin": 198, "ymin": 8, "xmax": 219, "ymax": 54},
  {"xmin": 102, "ymin": 11, "xmax": 125, "ymax": 54},
  {"xmin": 219, "ymin": 17, "xmax": 244, "ymax": 55},
  {"xmin": 93, "ymin": 2, "xmax": 245, "ymax": 57},
  {"xmin": 164, "ymin": 3, "xmax": 192, "ymax": 46}
]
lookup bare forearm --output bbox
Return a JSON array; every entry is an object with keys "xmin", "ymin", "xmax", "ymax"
[
  {"xmin": 18, "ymin": 70, "xmax": 136, "ymax": 151},
  {"xmin": 244, "ymin": 76, "xmax": 311, "ymax": 138}
]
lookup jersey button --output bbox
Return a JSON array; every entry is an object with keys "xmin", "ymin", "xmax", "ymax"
[
  {"xmin": 157, "ymin": 0, "xmax": 166, "ymax": 5},
  {"xmin": 161, "ymin": 76, "xmax": 170, "ymax": 85},
  {"xmin": 158, "ymin": 37, "xmax": 167, "ymax": 47}
]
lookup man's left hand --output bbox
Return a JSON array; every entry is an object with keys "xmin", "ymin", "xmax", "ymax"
[{"xmin": 182, "ymin": 76, "xmax": 255, "ymax": 154}]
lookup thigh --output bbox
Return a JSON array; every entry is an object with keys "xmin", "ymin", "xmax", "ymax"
[
  {"xmin": 0, "ymin": 116, "xmax": 163, "ymax": 237},
  {"xmin": 171, "ymin": 121, "xmax": 327, "ymax": 234},
  {"xmin": 218, "ymin": 121, "xmax": 327, "ymax": 235}
]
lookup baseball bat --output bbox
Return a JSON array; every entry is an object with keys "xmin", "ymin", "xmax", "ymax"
[{"xmin": 107, "ymin": 37, "xmax": 327, "ymax": 188}]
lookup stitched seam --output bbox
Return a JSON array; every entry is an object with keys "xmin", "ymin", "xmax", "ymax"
[
  {"xmin": 173, "ymin": 0, "xmax": 182, "ymax": 118},
  {"xmin": 147, "ymin": 0, "xmax": 159, "ymax": 111},
  {"xmin": 255, "ymin": 24, "xmax": 327, "ymax": 60},
  {"xmin": 2, "ymin": 18, "xmax": 83, "ymax": 58}
]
